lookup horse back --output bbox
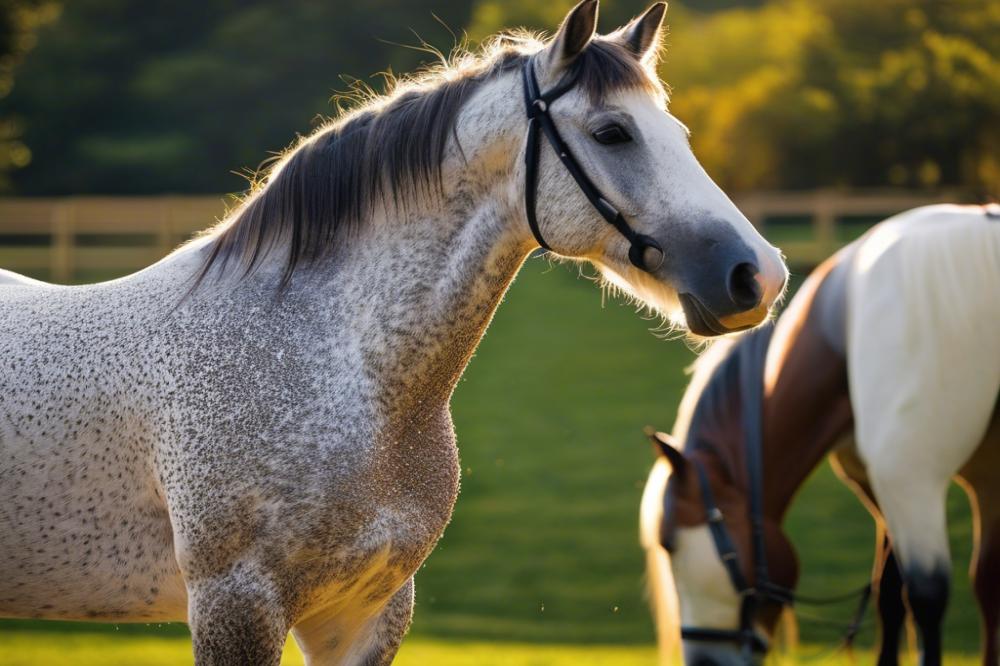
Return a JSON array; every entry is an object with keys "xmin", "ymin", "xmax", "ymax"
[{"xmin": 0, "ymin": 268, "xmax": 51, "ymax": 286}]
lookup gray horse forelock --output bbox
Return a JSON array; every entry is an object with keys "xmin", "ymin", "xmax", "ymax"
[{"xmin": 194, "ymin": 35, "xmax": 663, "ymax": 289}]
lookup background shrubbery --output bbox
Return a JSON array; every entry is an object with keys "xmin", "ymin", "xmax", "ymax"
[{"xmin": 1, "ymin": 0, "xmax": 998, "ymax": 195}]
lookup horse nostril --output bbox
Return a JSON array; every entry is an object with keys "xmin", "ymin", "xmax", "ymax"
[{"xmin": 727, "ymin": 261, "xmax": 762, "ymax": 310}]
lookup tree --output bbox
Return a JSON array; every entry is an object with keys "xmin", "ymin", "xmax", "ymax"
[
  {"xmin": 470, "ymin": 0, "xmax": 1000, "ymax": 193},
  {"xmin": 7, "ymin": 0, "xmax": 999, "ymax": 195},
  {"xmin": 5, "ymin": 0, "xmax": 474, "ymax": 194},
  {"xmin": 0, "ymin": 0, "xmax": 59, "ymax": 191},
  {"xmin": 664, "ymin": 0, "xmax": 1000, "ymax": 191}
]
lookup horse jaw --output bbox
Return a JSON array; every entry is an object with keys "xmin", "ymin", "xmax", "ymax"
[{"xmin": 595, "ymin": 260, "xmax": 686, "ymax": 332}]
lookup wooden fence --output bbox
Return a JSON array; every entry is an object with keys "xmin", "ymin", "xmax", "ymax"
[
  {"xmin": 0, "ymin": 196, "xmax": 227, "ymax": 283},
  {"xmin": 734, "ymin": 189, "xmax": 965, "ymax": 267},
  {"xmin": 0, "ymin": 190, "xmax": 967, "ymax": 283}
]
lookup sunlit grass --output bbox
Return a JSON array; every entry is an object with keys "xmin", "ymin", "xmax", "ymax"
[
  {"xmin": 0, "ymin": 632, "xmax": 983, "ymax": 666},
  {"xmin": 0, "ymin": 251, "xmax": 982, "ymax": 658}
]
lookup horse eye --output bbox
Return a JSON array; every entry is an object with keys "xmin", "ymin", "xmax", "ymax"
[{"xmin": 592, "ymin": 124, "xmax": 632, "ymax": 145}]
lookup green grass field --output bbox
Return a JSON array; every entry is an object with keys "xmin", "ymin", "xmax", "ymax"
[
  {"xmin": 0, "ymin": 633, "xmax": 984, "ymax": 665},
  {"xmin": 0, "ymin": 241, "xmax": 983, "ymax": 662}
]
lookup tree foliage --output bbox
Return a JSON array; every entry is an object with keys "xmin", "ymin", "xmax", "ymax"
[
  {"xmin": 4, "ymin": 0, "xmax": 472, "ymax": 194},
  {"xmin": 0, "ymin": 0, "xmax": 59, "ymax": 191},
  {"xmin": 663, "ymin": 0, "xmax": 1000, "ymax": 191},
  {"xmin": 3, "ymin": 0, "xmax": 998, "ymax": 194}
]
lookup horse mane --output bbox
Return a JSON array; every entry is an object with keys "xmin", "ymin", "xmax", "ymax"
[
  {"xmin": 193, "ymin": 33, "xmax": 665, "ymax": 288},
  {"xmin": 673, "ymin": 324, "xmax": 775, "ymax": 481},
  {"xmin": 670, "ymin": 338, "xmax": 739, "ymax": 447}
]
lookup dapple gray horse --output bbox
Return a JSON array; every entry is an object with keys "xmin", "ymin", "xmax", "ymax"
[{"xmin": 0, "ymin": 2, "xmax": 786, "ymax": 663}]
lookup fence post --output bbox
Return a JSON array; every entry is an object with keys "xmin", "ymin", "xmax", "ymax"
[
  {"xmin": 814, "ymin": 192, "xmax": 836, "ymax": 259},
  {"xmin": 739, "ymin": 196, "xmax": 765, "ymax": 234},
  {"xmin": 51, "ymin": 200, "xmax": 73, "ymax": 283},
  {"xmin": 158, "ymin": 197, "xmax": 175, "ymax": 258}
]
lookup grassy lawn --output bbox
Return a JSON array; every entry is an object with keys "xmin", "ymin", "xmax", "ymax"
[
  {"xmin": 0, "ymin": 235, "xmax": 982, "ymax": 660},
  {"xmin": 0, "ymin": 633, "xmax": 982, "ymax": 665}
]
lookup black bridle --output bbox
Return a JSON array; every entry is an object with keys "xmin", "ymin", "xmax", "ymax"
[
  {"xmin": 677, "ymin": 327, "xmax": 791, "ymax": 661},
  {"xmin": 521, "ymin": 56, "xmax": 664, "ymax": 272},
  {"xmin": 668, "ymin": 326, "xmax": 871, "ymax": 663},
  {"xmin": 679, "ymin": 459, "xmax": 794, "ymax": 660}
]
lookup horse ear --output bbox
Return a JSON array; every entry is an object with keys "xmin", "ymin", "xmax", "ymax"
[
  {"xmin": 547, "ymin": 0, "xmax": 599, "ymax": 70},
  {"xmin": 614, "ymin": 2, "xmax": 667, "ymax": 63},
  {"xmin": 644, "ymin": 426, "xmax": 686, "ymax": 475}
]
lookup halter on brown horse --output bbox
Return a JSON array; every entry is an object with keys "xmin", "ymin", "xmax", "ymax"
[{"xmin": 644, "ymin": 207, "xmax": 1000, "ymax": 665}]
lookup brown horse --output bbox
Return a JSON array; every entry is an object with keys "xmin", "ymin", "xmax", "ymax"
[{"xmin": 640, "ymin": 205, "xmax": 1000, "ymax": 665}]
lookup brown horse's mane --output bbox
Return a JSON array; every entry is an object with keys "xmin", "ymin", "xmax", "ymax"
[
  {"xmin": 661, "ymin": 326, "xmax": 773, "ymax": 539},
  {"xmin": 194, "ymin": 35, "xmax": 663, "ymax": 289},
  {"xmin": 681, "ymin": 326, "xmax": 773, "ymax": 483}
]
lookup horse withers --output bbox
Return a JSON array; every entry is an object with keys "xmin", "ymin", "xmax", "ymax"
[
  {"xmin": 641, "ymin": 205, "xmax": 1000, "ymax": 665},
  {"xmin": 0, "ymin": 2, "xmax": 786, "ymax": 665}
]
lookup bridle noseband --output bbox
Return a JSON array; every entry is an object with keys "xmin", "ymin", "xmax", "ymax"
[
  {"xmin": 521, "ymin": 56, "xmax": 664, "ymax": 272},
  {"xmin": 669, "ymin": 325, "xmax": 869, "ymax": 663},
  {"xmin": 681, "ymin": 458, "xmax": 792, "ymax": 661}
]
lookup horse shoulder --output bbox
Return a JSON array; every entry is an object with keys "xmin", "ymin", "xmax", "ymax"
[{"xmin": 157, "ymin": 364, "xmax": 458, "ymax": 594}]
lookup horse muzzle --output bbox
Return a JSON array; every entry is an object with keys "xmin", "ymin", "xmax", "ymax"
[{"xmin": 679, "ymin": 246, "xmax": 786, "ymax": 336}]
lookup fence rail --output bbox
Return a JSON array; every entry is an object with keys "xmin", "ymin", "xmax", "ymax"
[
  {"xmin": 0, "ymin": 190, "xmax": 969, "ymax": 283},
  {"xmin": 0, "ymin": 196, "xmax": 226, "ymax": 282},
  {"xmin": 734, "ymin": 189, "xmax": 965, "ymax": 266}
]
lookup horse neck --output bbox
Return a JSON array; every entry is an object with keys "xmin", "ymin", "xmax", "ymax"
[
  {"xmin": 147, "ymin": 70, "xmax": 531, "ymax": 416},
  {"xmin": 310, "ymin": 75, "xmax": 532, "ymax": 409},
  {"xmin": 761, "ymin": 269, "xmax": 853, "ymax": 520},
  {"xmin": 347, "ymin": 205, "xmax": 530, "ymax": 406}
]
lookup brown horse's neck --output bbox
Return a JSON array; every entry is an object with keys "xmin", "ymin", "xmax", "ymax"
[{"xmin": 761, "ymin": 258, "xmax": 854, "ymax": 521}]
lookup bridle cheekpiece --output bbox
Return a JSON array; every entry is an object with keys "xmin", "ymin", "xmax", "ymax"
[{"xmin": 521, "ymin": 55, "xmax": 664, "ymax": 272}]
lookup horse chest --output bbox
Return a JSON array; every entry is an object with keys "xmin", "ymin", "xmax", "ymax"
[
  {"xmin": 328, "ymin": 410, "xmax": 462, "ymax": 585},
  {"xmin": 371, "ymin": 413, "xmax": 462, "ymax": 556},
  {"xmin": 289, "ymin": 439, "xmax": 459, "ymax": 619}
]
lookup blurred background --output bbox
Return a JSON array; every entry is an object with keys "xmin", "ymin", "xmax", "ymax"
[{"xmin": 0, "ymin": 0, "xmax": 997, "ymax": 663}]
